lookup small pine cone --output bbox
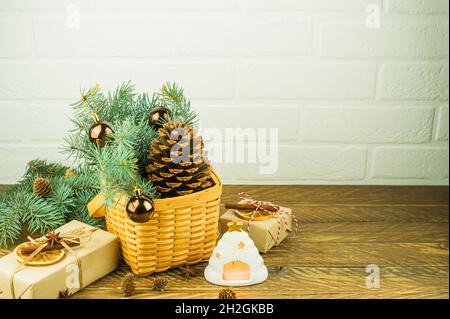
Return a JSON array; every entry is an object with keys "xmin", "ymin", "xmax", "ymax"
[
  {"xmin": 153, "ymin": 277, "xmax": 168, "ymax": 292},
  {"xmin": 58, "ymin": 289, "xmax": 70, "ymax": 299},
  {"xmin": 122, "ymin": 273, "xmax": 136, "ymax": 297},
  {"xmin": 218, "ymin": 288, "xmax": 237, "ymax": 299},
  {"xmin": 33, "ymin": 177, "xmax": 52, "ymax": 198}
]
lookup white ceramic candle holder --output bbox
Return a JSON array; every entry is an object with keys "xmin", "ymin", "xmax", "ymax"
[{"xmin": 204, "ymin": 221, "xmax": 268, "ymax": 286}]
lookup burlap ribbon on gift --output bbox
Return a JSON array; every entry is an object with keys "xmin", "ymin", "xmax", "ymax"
[
  {"xmin": 238, "ymin": 192, "xmax": 299, "ymax": 246},
  {"xmin": 9, "ymin": 227, "xmax": 97, "ymax": 299}
]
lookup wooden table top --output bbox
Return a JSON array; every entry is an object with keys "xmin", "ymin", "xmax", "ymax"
[{"xmin": 1, "ymin": 185, "xmax": 448, "ymax": 299}]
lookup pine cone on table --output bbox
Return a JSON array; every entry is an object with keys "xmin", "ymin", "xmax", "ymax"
[
  {"xmin": 218, "ymin": 288, "xmax": 237, "ymax": 299},
  {"xmin": 153, "ymin": 277, "xmax": 168, "ymax": 292},
  {"xmin": 122, "ymin": 273, "xmax": 136, "ymax": 297}
]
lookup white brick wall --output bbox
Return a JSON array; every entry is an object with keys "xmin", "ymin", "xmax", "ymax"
[
  {"xmin": 172, "ymin": 17, "xmax": 313, "ymax": 56},
  {"xmin": 0, "ymin": 0, "xmax": 448, "ymax": 185},
  {"xmin": 386, "ymin": 0, "xmax": 449, "ymax": 14},
  {"xmin": 372, "ymin": 147, "xmax": 449, "ymax": 179},
  {"xmin": 34, "ymin": 15, "xmax": 172, "ymax": 58},
  {"xmin": 320, "ymin": 23, "xmax": 448, "ymax": 58},
  {"xmin": 92, "ymin": 63, "xmax": 235, "ymax": 100},
  {"xmin": 302, "ymin": 106, "xmax": 435, "ymax": 143},
  {"xmin": 237, "ymin": 63, "xmax": 377, "ymax": 99},
  {"xmin": 378, "ymin": 63, "xmax": 449, "ymax": 100},
  {"xmin": 436, "ymin": 105, "xmax": 449, "ymax": 141}
]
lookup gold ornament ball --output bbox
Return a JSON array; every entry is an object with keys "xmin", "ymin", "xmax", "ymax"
[
  {"xmin": 89, "ymin": 121, "xmax": 113, "ymax": 147},
  {"xmin": 126, "ymin": 193, "xmax": 154, "ymax": 223},
  {"xmin": 148, "ymin": 106, "xmax": 170, "ymax": 130}
]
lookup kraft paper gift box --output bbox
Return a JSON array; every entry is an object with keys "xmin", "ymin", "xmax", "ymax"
[
  {"xmin": 0, "ymin": 220, "xmax": 119, "ymax": 299},
  {"xmin": 219, "ymin": 206, "xmax": 293, "ymax": 253}
]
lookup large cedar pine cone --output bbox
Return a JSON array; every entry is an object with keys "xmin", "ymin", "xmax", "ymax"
[
  {"xmin": 145, "ymin": 121, "xmax": 213, "ymax": 198},
  {"xmin": 33, "ymin": 177, "xmax": 52, "ymax": 198}
]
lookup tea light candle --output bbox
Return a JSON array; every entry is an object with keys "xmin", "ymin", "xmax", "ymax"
[
  {"xmin": 204, "ymin": 221, "xmax": 268, "ymax": 287},
  {"xmin": 223, "ymin": 260, "xmax": 251, "ymax": 281}
]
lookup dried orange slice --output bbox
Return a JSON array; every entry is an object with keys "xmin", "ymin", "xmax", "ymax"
[
  {"xmin": 235, "ymin": 209, "xmax": 274, "ymax": 221},
  {"xmin": 14, "ymin": 242, "xmax": 65, "ymax": 266}
]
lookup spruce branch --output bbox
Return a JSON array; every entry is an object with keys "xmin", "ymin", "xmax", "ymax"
[
  {"xmin": 0, "ymin": 160, "xmax": 97, "ymax": 247},
  {"xmin": 0, "ymin": 198, "xmax": 23, "ymax": 247},
  {"xmin": 0, "ymin": 81, "xmax": 199, "ymax": 247},
  {"xmin": 157, "ymin": 82, "xmax": 198, "ymax": 126},
  {"xmin": 21, "ymin": 194, "xmax": 65, "ymax": 235}
]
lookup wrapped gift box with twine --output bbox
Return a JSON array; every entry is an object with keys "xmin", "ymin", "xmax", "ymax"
[
  {"xmin": 0, "ymin": 220, "xmax": 119, "ymax": 299},
  {"xmin": 221, "ymin": 193, "xmax": 297, "ymax": 253}
]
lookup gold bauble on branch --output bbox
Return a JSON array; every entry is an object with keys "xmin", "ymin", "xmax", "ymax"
[
  {"xmin": 88, "ymin": 113, "xmax": 113, "ymax": 147},
  {"xmin": 126, "ymin": 189, "xmax": 154, "ymax": 223},
  {"xmin": 148, "ymin": 105, "xmax": 171, "ymax": 130}
]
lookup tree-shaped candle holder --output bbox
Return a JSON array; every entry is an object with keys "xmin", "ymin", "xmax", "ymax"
[{"xmin": 204, "ymin": 221, "xmax": 268, "ymax": 286}]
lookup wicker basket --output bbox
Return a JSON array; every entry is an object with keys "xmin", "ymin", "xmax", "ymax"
[{"xmin": 105, "ymin": 170, "xmax": 222, "ymax": 276}]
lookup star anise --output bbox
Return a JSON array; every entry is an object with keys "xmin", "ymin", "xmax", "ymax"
[
  {"xmin": 179, "ymin": 265, "xmax": 199, "ymax": 279},
  {"xmin": 46, "ymin": 231, "xmax": 61, "ymax": 240},
  {"xmin": 59, "ymin": 289, "xmax": 70, "ymax": 299},
  {"xmin": 45, "ymin": 231, "xmax": 62, "ymax": 246}
]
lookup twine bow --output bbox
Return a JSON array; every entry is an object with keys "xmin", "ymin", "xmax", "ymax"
[
  {"xmin": 9, "ymin": 227, "xmax": 96, "ymax": 299},
  {"xmin": 238, "ymin": 192, "xmax": 298, "ymax": 246}
]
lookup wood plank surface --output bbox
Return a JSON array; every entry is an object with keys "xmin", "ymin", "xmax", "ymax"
[
  {"xmin": 0, "ymin": 185, "xmax": 448, "ymax": 299},
  {"xmin": 221, "ymin": 185, "xmax": 449, "ymax": 205},
  {"xmin": 72, "ymin": 265, "xmax": 449, "ymax": 299}
]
